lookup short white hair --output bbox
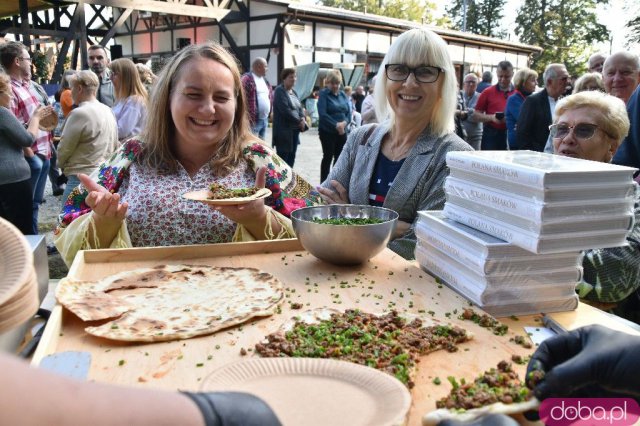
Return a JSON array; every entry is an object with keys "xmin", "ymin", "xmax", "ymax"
[{"xmin": 373, "ymin": 27, "xmax": 456, "ymax": 137}]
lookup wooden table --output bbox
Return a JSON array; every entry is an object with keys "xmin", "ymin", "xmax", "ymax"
[{"xmin": 32, "ymin": 239, "xmax": 639, "ymax": 425}]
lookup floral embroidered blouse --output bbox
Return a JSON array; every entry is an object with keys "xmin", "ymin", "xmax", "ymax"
[{"xmin": 57, "ymin": 138, "xmax": 322, "ymax": 247}]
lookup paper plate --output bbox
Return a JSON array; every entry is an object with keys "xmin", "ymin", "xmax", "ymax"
[
  {"xmin": 182, "ymin": 187, "xmax": 271, "ymax": 206},
  {"xmin": 0, "ymin": 268, "xmax": 38, "ymax": 334},
  {"xmin": 0, "ymin": 218, "xmax": 33, "ymax": 306},
  {"xmin": 200, "ymin": 357, "xmax": 411, "ymax": 426}
]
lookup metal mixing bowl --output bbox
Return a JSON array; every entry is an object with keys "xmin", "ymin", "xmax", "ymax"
[{"xmin": 291, "ymin": 204, "xmax": 399, "ymax": 265}]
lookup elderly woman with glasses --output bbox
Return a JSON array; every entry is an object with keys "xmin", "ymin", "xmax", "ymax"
[
  {"xmin": 551, "ymin": 90, "xmax": 640, "ymax": 324},
  {"xmin": 318, "ymin": 28, "xmax": 473, "ymax": 259}
]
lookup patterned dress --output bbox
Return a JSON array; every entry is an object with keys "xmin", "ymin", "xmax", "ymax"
[{"xmin": 57, "ymin": 138, "xmax": 321, "ymax": 247}]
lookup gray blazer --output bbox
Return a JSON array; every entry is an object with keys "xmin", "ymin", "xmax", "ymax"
[
  {"xmin": 0, "ymin": 106, "xmax": 35, "ymax": 185},
  {"xmin": 322, "ymin": 122, "xmax": 473, "ymax": 259}
]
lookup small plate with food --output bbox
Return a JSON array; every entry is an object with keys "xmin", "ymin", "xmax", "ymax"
[{"xmin": 183, "ymin": 183, "xmax": 271, "ymax": 206}]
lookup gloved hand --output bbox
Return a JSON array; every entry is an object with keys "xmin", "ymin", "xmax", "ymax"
[
  {"xmin": 526, "ymin": 325, "xmax": 640, "ymax": 400},
  {"xmin": 182, "ymin": 391, "xmax": 281, "ymax": 426},
  {"xmin": 438, "ymin": 413, "xmax": 518, "ymax": 426}
]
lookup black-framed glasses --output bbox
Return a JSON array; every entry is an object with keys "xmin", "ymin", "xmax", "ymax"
[
  {"xmin": 385, "ymin": 64, "xmax": 443, "ymax": 83},
  {"xmin": 549, "ymin": 123, "xmax": 608, "ymax": 140},
  {"xmin": 19, "ymin": 57, "xmax": 32, "ymax": 62}
]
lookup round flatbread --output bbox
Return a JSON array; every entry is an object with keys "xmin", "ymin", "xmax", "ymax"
[
  {"xmin": 182, "ymin": 187, "xmax": 271, "ymax": 206},
  {"xmin": 422, "ymin": 398, "xmax": 540, "ymax": 425},
  {"xmin": 38, "ymin": 109, "xmax": 58, "ymax": 132},
  {"xmin": 56, "ymin": 264, "xmax": 283, "ymax": 342}
]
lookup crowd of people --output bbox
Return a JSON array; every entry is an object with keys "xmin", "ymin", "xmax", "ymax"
[{"xmin": 2, "ymin": 26, "xmax": 640, "ymax": 425}]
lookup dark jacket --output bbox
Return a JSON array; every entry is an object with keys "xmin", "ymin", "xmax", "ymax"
[
  {"xmin": 272, "ymin": 84, "xmax": 303, "ymax": 152},
  {"xmin": 515, "ymin": 88, "xmax": 552, "ymax": 152},
  {"xmin": 613, "ymin": 85, "xmax": 640, "ymax": 169}
]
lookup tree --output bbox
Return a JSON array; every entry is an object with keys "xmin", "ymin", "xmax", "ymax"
[
  {"xmin": 515, "ymin": 0, "xmax": 609, "ymax": 77},
  {"xmin": 316, "ymin": 0, "xmax": 441, "ymax": 24},
  {"xmin": 445, "ymin": 0, "xmax": 507, "ymax": 38},
  {"xmin": 625, "ymin": 3, "xmax": 640, "ymax": 46}
]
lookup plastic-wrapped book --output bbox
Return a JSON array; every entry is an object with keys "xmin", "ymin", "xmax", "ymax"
[
  {"xmin": 446, "ymin": 150, "xmax": 637, "ymax": 188},
  {"xmin": 443, "ymin": 203, "xmax": 631, "ymax": 254},
  {"xmin": 415, "ymin": 211, "xmax": 582, "ymax": 275}
]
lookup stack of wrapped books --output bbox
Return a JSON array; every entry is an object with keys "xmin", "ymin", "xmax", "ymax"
[{"xmin": 415, "ymin": 150, "xmax": 637, "ymax": 316}]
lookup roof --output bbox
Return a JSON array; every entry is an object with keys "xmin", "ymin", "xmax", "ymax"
[
  {"xmin": 0, "ymin": 0, "xmax": 51, "ymax": 20},
  {"xmin": 265, "ymin": 0, "xmax": 542, "ymax": 54}
]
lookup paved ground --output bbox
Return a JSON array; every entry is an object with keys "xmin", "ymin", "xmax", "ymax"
[{"xmin": 42, "ymin": 127, "xmax": 325, "ymax": 278}]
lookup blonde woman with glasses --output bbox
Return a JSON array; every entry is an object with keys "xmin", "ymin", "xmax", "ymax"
[
  {"xmin": 551, "ymin": 90, "xmax": 640, "ymax": 323},
  {"xmin": 318, "ymin": 28, "xmax": 473, "ymax": 259},
  {"xmin": 108, "ymin": 58, "xmax": 148, "ymax": 141}
]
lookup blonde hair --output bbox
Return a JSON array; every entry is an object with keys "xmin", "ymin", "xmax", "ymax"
[
  {"xmin": 513, "ymin": 68, "xmax": 538, "ymax": 91},
  {"xmin": 325, "ymin": 70, "xmax": 342, "ymax": 85},
  {"xmin": 109, "ymin": 58, "xmax": 148, "ymax": 103},
  {"xmin": 573, "ymin": 72, "xmax": 604, "ymax": 94},
  {"xmin": 374, "ymin": 27, "xmax": 456, "ymax": 137},
  {"xmin": 141, "ymin": 42, "xmax": 253, "ymax": 175},
  {"xmin": 135, "ymin": 63, "xmax": 156, "ymax": 85},
  {"xmin": 68, "ymin": 70, "xmax": 99, "ymax": 95},
  {"xmin": 0, "ymin": 72, "xmax": 10, "ymax": 95},
  {"xmin": 554, "ymin": 91, "xmax": 630, "ymax": 149}
]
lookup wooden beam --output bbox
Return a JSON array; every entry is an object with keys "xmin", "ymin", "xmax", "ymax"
[
  {"xmin": 100, "ymin": 7, "xmax": 133, "ymax": 45},
  {"xmin": 64, "ymin": 0, "xmax": 230, "ymax": 20}
]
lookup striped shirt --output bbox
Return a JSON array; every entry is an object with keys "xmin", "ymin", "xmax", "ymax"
[{"xmin": 10, "ymin": 77, "xmax": 52, "ymax": 158}]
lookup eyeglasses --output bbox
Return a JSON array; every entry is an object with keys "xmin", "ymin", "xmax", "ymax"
[
  {"xmin": 19, "ymin": 57, "xmax": 32, "ymax": 62},
  {"xmin": 463, "ymin": 81, "xmax": 477, "ymax": 85},
  {"xmin": 385, "ymin": 64, "xmax": 443, "ymax": 83},
  {"xmin": 549, "ymin": 123, "xmax": 609, "ymax": 140}
]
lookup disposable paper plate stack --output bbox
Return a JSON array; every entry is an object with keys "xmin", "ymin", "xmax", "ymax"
[
  {"xmin": 415, "ymin": 150, "xmax": 638, "ymax": 317},
  {"xmin": 0, "ymin": 218, "xmax": 39, "ymax": 335}
]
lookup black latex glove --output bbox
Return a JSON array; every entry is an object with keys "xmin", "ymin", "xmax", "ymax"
[
  {"xmin": 438, "ymin": 413, "xmax": 519, "ymax": 426},
  {"xmin": 526, "ymin": 325, "xmax": 640, "ymax": 400},
  {"xmin": 182, "ymin": 391, "xmax": 282, "ymax": 426}
]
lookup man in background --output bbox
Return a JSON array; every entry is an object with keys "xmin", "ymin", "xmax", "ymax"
[
  {"xmin": 517, "ymin": 63, "xmax": 569, "ymax": 152},
  {"xmin": 456, "ymin": 73, "xmax": 482, "ymax": 150},
  {"xmin": 602, "ymin": 51, "xmax": 640, "ymax": 105},
  {"xmin": 588, "ymin": 52, "xmax": 607, "ymax": 73},
  {"xmin": 360, "ymin": 76, "xmax": 377, "ymax": 125},
  {"xmin": 0, "ymin": 41, "xmax": 55, "ymax": 234},
  {"xmin": 88, "ymin": 44, "xmax": 114, "ymax": 107},
  {"xmin": 352, "ymin": 85, "xmax": 365, "ymax": 114},
  {"xmin": 473, "ymin": 61, "xmax": 515, "ymax": 150},
  {"xmin": 241, "ymin": 57, "xmax": 273, "ymax": 140},
  {"xmin": 476, "ymin": 70, "xmax": 493, "ymax": 93}
]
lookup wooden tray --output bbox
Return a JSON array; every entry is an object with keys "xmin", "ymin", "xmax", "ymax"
[{"xmin": 32, "ymin": 239, "xmax": 637, "ymax": 425}]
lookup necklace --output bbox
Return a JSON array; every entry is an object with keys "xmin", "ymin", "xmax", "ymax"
[{"xmin": 386, "ymin": 141, "xmax": 412, "ymax": 161}]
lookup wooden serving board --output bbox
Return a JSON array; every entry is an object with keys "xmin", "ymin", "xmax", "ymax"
[{"xmin": 32, "ymin": 239, "xmax": 637, "ymax": 425}]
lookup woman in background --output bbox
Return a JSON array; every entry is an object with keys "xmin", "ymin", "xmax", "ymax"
[
  {"xmin": 0, "ymin": 73, "xmax": 46, "ymax": 234},
  {"xmin": 272, "ymin": 67, "xmax": 306, "ymax": 167},
  {"xmin": 572, "ymin": 72, "xmax": 605, "ymax": 94},
  {"xmin": 109, "ymin": 58, "xmax": 148, "ymax": 142},
  {"xmin": 551, "ymin": 90, "xmax": 640, "ymax": 324},
  {"xmin": 317, "ymin": 70, "xmax": 351, "ymax": 182},
  {"xmin": 505, "ymin": 67, "xmax": 538, "ymax": 149}
]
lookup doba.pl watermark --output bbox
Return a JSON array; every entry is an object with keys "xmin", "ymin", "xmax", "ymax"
[{"xmin": 540, "ymin": 398, "xmax": 640, "ymax": 425}]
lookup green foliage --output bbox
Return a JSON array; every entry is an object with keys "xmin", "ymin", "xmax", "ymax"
[
  {"xmin": 445, "ymin": 0, "xmax": 507, "ymax": 38},
  {"xmin": 515, "ymin": 0, "xmax": 609, "ymax": 78},
  {"xmin": 625, "ymin": 3, "xmax": 640, "ymax": 47},
  {"xmin": 316, "ymin": 0, "xmax": 440, "ymax": 24},
  {"xmin": 31, "ymin": 50, "xmax": 50, "ymax": 84}
]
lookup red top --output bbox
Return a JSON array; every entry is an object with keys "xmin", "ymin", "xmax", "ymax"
[{"xmin": 475, "ymin": 84, "xmax": 515, "ymax": 130}]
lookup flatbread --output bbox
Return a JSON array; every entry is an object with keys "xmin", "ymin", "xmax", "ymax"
[
  {"xmin": 56, "ymin": 264, "xmax": 283, "ymax": 342},
  {"xmin": 256, "ymin": 308, "xmax": 473, "ymax": 388},
  {"xmin": 422, "ymin": 361, "xmax": 540, "ymax": 425},
  {"xmin": 182, "ymin": 187, "xmax": 272, "ymax": 206}
]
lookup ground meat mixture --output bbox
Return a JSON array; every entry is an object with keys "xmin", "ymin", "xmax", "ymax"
[
  {"xmin": 255, "ymin": 309, "xmax": 471, "ymax": 388},
  {"xmin": 208, "ymin": 183, "xmax": 259, "ymax": 199},
  {"xmin": 435, "ymin": 361, "xmax": 533, "ymax": 410}
]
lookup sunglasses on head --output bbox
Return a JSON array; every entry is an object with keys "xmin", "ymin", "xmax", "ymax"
[{"xmin": 548, "ymin": 123, "xmax": 606, "ymax": 140}]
